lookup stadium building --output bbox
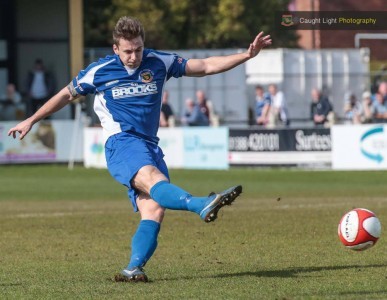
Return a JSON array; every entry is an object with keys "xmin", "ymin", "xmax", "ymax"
[{"xmin": 0, "ymin": 0, "xmax": 83, "ymax": 119}]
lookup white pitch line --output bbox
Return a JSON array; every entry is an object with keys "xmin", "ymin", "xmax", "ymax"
[{"xmin": 2, "ymin": 210, "xmax": 112, "ymax": 219}]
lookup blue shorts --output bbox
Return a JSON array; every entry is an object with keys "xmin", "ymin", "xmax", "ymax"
[{"xmin": 104, "ymin": 131, "xmax": 170, "ymax": 212}]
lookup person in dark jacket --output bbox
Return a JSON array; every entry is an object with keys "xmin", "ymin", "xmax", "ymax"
[
  {"xmin": 310, "ymin": 88, "xmax": 333, "ymax": 126},
  {"xmin": 26, "ymin": 59, "xmax": 55, "ymax": 115}
]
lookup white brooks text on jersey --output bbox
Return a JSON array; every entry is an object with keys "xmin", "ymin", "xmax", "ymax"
[{"xmin": 71, "ymin": 49, "xmax": 187, "ymax": 143}]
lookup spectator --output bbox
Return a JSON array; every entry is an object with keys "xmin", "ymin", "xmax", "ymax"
[
  {"xmin": 26, "ymin": 59, "xmax": 55, "ymax": 115},
  {"xmin": 196, "ymin": 89, "xmax": 220, "ymax": 126},
  {"xmin": 371, "ymin": 65, "xmax": 386, "ymax": 93},
  {"xmin": 195, "ymin": 90, "xmax": 210, "ymax": 120},
  {"xmin": 378, "ymin": 81, "xmax": 387, "ymax": 102},
  {"xmin": 360, "ymin": 91, "xmax": 374, "ymax": 124},
  {"xmin": 181, "ymin": 98, "xmax": 210, "ymax": 126},
  {"xmin": 268, "ymin": 84, "xmax": 289, "ymax": 126},
  {"xmin": 254, "ymin": 85, "xmax": 271, "ymax": 126},
  {"xmin": 343, "ymin": 92, "xmax": 362, "ymax": 124},
  {"xmin": 310, "ymin": 88, "xmax": 333, "ymax": 127},
  {"xmin": 0, "ymin": 83, "xmax": 24, "ymax": 120},
  {"xmin": 160, "ymin": 91, "xmax": 174, "ymax": 127},
  {"xmin": 372, "ymin": 92, "xmax": 387, "ymax": 123}
]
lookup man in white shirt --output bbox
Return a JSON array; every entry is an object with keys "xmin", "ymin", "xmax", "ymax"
[
  {"xmin": 27, "ymin": 59, "xmax": 55, "ymax": 115},
  {"xmin": 268, "ymin": 84, "xmax": 290, "ymax": 126}
]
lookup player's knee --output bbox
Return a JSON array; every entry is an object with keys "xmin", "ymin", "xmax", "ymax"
[
  {"xmin": 152, "ymin": 206, "xmax": 165, "ymax": 221},
  {"xmin": 141, "ymin": 204, "xmax": 165, "ymax": 222},
  {"xmin": 134, "ymin": 165, "xmax": 168, "ymax": 193}
]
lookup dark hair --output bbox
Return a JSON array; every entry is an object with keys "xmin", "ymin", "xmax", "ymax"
[
  {"xmin": 113, "ymin": 16, "xmax": 145, "ymax": 45},
  {"xmin": 255, "ymin": 85, "xmax": 263, "ymax": 90}
]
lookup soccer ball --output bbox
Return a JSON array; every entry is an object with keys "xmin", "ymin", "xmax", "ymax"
[{"xmin": 338, "ymin": 208, "xmax": 381, "ymax": 251}]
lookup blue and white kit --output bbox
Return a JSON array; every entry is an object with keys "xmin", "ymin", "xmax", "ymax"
[
  {"xmin": 70, "ymin": 49, "xmax": 188, "ymax": 209},
  {"xmin": 71, "ymin": 49, "xmax": 187, "ymax": 143},
  {"xmin": 67, "ymin": 45, "xmax": 242, "ymax": 276}
]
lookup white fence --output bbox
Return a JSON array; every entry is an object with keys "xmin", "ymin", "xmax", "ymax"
[{"xmin": 4, "ymin": 120, "xmax": 387, "ymax": 171}]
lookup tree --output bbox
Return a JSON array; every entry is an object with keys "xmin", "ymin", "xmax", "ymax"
[
  {"xmin": 84, "ymin": 0, "xmax": 298, "ymax": 49},
  {"xmin": 84, "ymin": 0, "xmax": 112, "ymax": 47}
]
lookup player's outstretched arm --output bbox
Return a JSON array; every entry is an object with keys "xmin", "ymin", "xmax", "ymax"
[
  {"xmin": 185, "ymin": 31, "xmax": 272, "ymax": 77},
  {"xmin": 8, "ymin": 86, "xmax": 78, "ymax": 140}
]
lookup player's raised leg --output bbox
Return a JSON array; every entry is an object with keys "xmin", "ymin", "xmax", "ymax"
[{"xmin": 134, "ymin": 165, "xmax": 243, "ymax": 222}]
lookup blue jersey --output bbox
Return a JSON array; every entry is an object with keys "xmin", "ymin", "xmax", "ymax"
[
  {"xmin": 255, "ymin": 93, "xmax": 271, "ymax": 118},
  {"xmin": 71, "ymin": 49, "xmax": 187, "ymax": 143}
]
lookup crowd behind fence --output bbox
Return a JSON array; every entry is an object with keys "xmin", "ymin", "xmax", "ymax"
[{"xmin": 1, "ymin": 48, "xmax": 386, "ymax": 129}]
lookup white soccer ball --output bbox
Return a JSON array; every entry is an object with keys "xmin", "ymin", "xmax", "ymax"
[{"xmin": 338, "ymin": 208, "xmax": 381, "ymax": 251}]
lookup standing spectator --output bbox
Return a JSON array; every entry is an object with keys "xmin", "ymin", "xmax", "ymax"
[
  {"xmin": 372, "ymin": 92, "xmax": 387, "ymax": 123},
  {"xmin": 310, "ymin": 88, "xmax": 333, "ymax": 127},
  {"xmin": 181, "ymin": 98, "xmax": 210, "ymax": 126},
  {"xmin": 361, "ymin": 91, "xmax": 374, "ymax": 124},
  {"xmin": 343, "ymin": 92, "xmax": 362, "ymax": 124},
  {"xmin": 0, "ymin": 83, "xmax": 24, "ymax": 120},
  {"xmin": 160, "ymin": 90, "xmax": 174, "ymax": 127},
  {"xmin": 26, "ymin": 59, "xmax": 55, "ymax": 115},
  {"xmin": 268, "ymin": 84, "xmax": 289, "ymax": 126},
  {"xmin": 254, "ymin": 85, "xmax": 271, "ymax": 126}
]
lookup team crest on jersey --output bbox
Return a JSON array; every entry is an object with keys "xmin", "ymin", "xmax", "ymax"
[{"xmin": 139, "ymin": 69, "xmax": 154, "ymax": 83}]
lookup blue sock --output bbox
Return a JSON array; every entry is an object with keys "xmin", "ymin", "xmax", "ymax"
[
  {"xmin": 150, "ymin": 181, "xmax": 208, "ymax": 214},
  {"xmin": 128, "ymin": 220, "xmax": 160, "ymax": 269}
]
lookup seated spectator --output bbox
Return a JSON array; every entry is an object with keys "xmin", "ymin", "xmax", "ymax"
[
  {"xmin": 310, "ymin": 88, "xmax": 334, "ymax": 127},
  {"xmin": 268, "ymin": 84, "xmax": 289, "ymax": 126},
  {"xmin": 343, "ymin": 92, "xmax": 362, "ymax": 124},
  {"xmin": 181, "ymin": 98, "xmax": 210, "ymax": 126},
  {"xmin": 372, "ymin": 92, "xmax": 387, "ymax": 123},
  {"xmin": 205, "ymin": 99, "xmax": 220, "ymax": 126},
  {"xmin": 195, "ymin": 89, "xmax": 220, "ymax": 126},
  {"xmin": 160, "ymin": 90, "xmax": 174, "ymax": 127},
  {"xmin": 0, "ymin": 83, "xmax": 24, "ymax": 120},
  {"xmin": 195, "ymin": 90, "xmax": 210, "ymax": 120},
  {"xmin": 360, "ymin": 91, "xmax": 374, "ymax": 124},
  {"xmin": 254, "ymin": 85, "xmax": 271, "ymax": 126},
  {"xmin": 378, "ymin": 81, "xmax": 387, "ymax": 102}
]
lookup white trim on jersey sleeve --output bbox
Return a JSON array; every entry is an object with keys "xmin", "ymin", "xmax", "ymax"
[
  {"xmin": 93, "ymin": 92, "xmax": 122, "ymax": 143},
  {"xmin": 147, "ymin": 52, "xmax": 175, "ymax": 72},
  {"xmin": 79, "ymin": 58, "xmax": 116, "ymax": 88}
]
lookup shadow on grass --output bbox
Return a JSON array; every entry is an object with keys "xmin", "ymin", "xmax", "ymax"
[
  {"xmin": 214, "ymin": 264, "xmax": 387, "ymax": 279},
  {"xmin": 156, "ymin": 263, "xmax": 387, "ymax": 282},
  {"xmin": 0, "ymin": 283, "xmax": 23, "ymax": 287},
  {"xmin": 333, "ymin": 290, "xmax": 387, "ymax": 297}
]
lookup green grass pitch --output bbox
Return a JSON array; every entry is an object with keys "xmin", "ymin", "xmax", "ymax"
[{"xmin": 1, "ymin": 165, "xmax": 386, "ymax": 299}]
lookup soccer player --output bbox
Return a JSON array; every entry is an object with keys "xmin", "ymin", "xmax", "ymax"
[{"xmin": 8, "ymin": 16, "xmax": 272, "ymax": 282}]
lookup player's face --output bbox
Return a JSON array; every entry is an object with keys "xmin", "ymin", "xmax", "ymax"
[{"xmin": 113, "ymin": 37, "xmax": 144, "ymax": 69}]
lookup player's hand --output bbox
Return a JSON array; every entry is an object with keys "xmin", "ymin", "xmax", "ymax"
[
  {"xmin": 247, "ymin": 32, "xmax": 272, "ymax": 58},
  {"xmin": 8, "ymin": 119, "xmax": 34, "ymax": 140}
]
